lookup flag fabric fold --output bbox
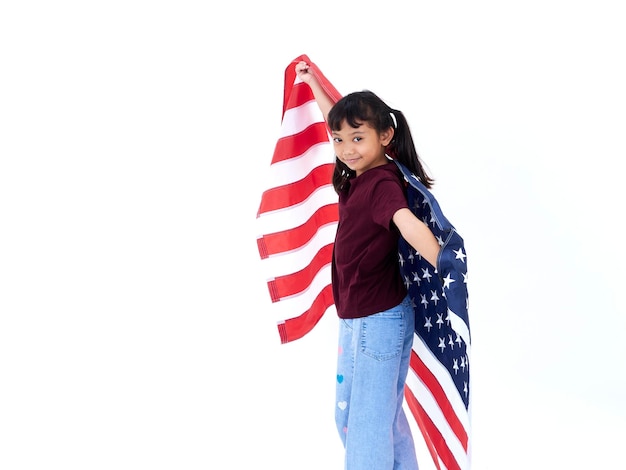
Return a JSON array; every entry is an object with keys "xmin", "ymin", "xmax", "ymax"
[
  {"xmin": 394, "ymin": 160, "xmax": 471, "ymax": 470},
  {"xmin": 256, "ymin": 55, "xmax": 471, "ymax": 470}
]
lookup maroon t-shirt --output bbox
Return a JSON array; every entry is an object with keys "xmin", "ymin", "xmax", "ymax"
[{"xmin": 332, "ymin": 162, "xmax": 409, "ymax": 319}]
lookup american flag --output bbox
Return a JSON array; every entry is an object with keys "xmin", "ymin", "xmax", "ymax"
[{"xmin": 256, "ymin": 55, "xmax": 471, "ymax": 470}]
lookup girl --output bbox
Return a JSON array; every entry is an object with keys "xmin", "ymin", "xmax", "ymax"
[{"xmin": 295, "ymin": 61, "xmax": 441, "ymax": 470}]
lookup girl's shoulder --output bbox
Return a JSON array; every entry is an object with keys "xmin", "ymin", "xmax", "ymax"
[{"xmin": 357, "ymin": 163, "xmax": 405, "ymax": 197}]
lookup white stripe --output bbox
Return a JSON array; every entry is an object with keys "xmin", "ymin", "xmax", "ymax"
[
  {"xmin": 280, "ymin": 101, "xmax": 324, "ymax": 137},
  {"xmin": 265, "ymin": 264, "xmax": 335, "ymax": 319},
  {"xmin": 256, "ymin": 185, "xmax": 338, "ymax": 235},
  {"xmin": 258, "ymin": 223, "xmax": 337, "ymax": 278},
  {"xmin": 265, "ymin": 140, "xmax": 334, "ymax": 188},
  {"xmin": 448, "ymin": 308, "xmax": 471, "ymax": 355}
]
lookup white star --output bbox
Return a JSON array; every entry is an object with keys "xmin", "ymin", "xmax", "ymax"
[
  {"xmin": 442, "ymin": 273, "xmax": 455, "ymax": 289},
  {"xmin": 403, "ymin": 275, "xmax": 411, "ymax": 289},
  {"xmin": 421, "ymin": 268, "xmax": 432, "ymax": 282},
  {"xmin": 453, "ymin": 359, "xmax": 459, "ymax": 374},
  {"xmin": 437, "ymin": 235, "xmax": 444, "ymax": 246},
  {"xmin": 455, "ymin": 334, "xmax": 462, "ymax": 348},
  {"xmin": 463, "ymin": 381, "xmax": 468, "ymax": 397},
  {"xmin": 398, "ymin": 252, "xmax": 405, "ymax": 267},
  {"xmin": 408, "ymin": 252, "xmax": 415, "ymax": 264},
  {"xmin": 448, "ymin": 334, "xmax": 454, "ymax": 349},
  {"xmin": 420, "ymin": 294, "xmax": 428, "ymax": 308},
  {"xmin": 436, "ymin": 313, "xmax": 444, "ymax": 329},
  {"xmin": 429, "ymin": 214, "xmax": 436, "ymax": 226},
  {"xmin": 446, "ymin": 308, "xmax": 454, "ymax": 325},
  {"xmin": 438, "ymin": 337, "xmax": 446, "ymax": 352},
  {"xmin": 453, "ymin": 247, "xmax": 467, "ymax": 263},
  {"xmin": 462, "ymin": 272, "xmax": 468, "ymax": 284},
  {"xmin": 430, "ymin": 290, "xmax": 440, "ymax": 305},
  {"xmin": 412, "ymin": 272, "xmax": 421, "ymax": 286},
  {"xmin": 424, "ymin": 316, "xmax": 433, "ymax": 332},
  {"xmin": 460, "ymin": 356, "xmax": 466, "ymax": 372}
]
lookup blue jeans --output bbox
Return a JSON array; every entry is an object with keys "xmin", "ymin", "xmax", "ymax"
[{"xmin": 335, "ymin": 295, "xmax": 419, "ymax": 470}]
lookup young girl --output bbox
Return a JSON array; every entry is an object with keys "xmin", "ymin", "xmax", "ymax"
[{"xmin": 295, "ymin": 61, "xmax": 441, "ymax": 470}]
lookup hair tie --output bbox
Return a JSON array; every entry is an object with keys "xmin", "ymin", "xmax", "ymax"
[{"xmin": 389, "ymin": 112, "xmax": 397, "ymax": 129}]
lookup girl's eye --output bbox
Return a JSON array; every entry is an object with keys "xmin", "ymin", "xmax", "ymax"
[
  {"xmin": 333, "ymin": 137, "xmax": 342, "ymax": 143},
  {"xmin": 353, "ymin": 137, "xmax": 362, "ymax": 142}
]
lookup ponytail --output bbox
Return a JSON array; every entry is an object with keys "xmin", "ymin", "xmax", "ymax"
[{"xmin": 386, "ymin": 109, "xmax": 434, "ymax": 189}]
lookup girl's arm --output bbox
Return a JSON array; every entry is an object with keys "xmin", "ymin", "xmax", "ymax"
[
  {"xmin": 392, "ymin": 208, "xmax": 441, "ymax": 268},
  {"xmin": 295, "ymin": 61, "xmax": 335, "ymax": 121}
]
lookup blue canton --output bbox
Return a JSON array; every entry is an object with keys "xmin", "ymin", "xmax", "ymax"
[{"xmin": 394, "ymin": 160, "xmax": 471, "ymax": 409}]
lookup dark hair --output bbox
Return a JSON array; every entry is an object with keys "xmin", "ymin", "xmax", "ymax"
[{"xmin": 327, "ymin": 90, "xmax": 434, "ymax": 192}]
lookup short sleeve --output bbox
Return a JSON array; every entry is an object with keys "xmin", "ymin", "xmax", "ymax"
[{"xmin": 371, "ymin": 175, "xmax": 408, "ymax": 230}]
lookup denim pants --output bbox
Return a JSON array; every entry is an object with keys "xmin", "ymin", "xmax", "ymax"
[{"xmin": 335, "ymin": 295, "xmax": 419, "ymax": 470}]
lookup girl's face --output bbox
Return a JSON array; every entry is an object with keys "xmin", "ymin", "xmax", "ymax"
[{"xmin": 331, "ymin": 120, "xmax": 394, "ymax": 177}]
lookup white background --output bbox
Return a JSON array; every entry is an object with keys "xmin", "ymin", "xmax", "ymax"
[{"xmin": 1, "ymin": 1, "xmax": 625, "ymax": 469}]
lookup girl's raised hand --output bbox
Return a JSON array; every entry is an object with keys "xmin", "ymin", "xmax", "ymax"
[
  {"xmin": 294, "ymin": 59, "xmax": 333, "ymax": 121},
  {"xmin": 295, "ymin": 61, "xmax": 315, "ymax": 85}
]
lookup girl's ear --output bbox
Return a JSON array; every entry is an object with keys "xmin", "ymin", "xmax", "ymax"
[{"xmin": 380, "ymin": 127, "xmax": 394, "ymax": 146}]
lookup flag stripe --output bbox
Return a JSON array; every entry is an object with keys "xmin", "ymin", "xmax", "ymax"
[
  {"xmin": 410, "ymin": 350, "xmax": 468, "ymax": 449},
  {"xmin": 257, "ymin": 204, "xmax": 338, "ymax": 258},
  {"xmin": 411, "ymin": 332, "xmax": 471, "ymax": 434},
  {"xmin": 272, "ymin": 122, "xmax": 330, "ymax": 164},
  {"xmin": 406, "ymin": 347, "xmax": 469, "ymax": 469},
  {"xmin": 264, "ymin": 141, "xmax": 334, "ymax": 191},
  {"xmin": 448, "ymin": 309, "xmax": 471, "ymax": 356},
  {"xmin": 258, "ymin": 223, "xmax": 337, "ymax": 281},
  {"xmin": 277, "ymin": 283, "xmax": 335, "ymax": 344},
  {"xmin": 405, "ymin": 385, "xmax": 460, "ymax": 470},
  {"xmin": 257, "ymin": 164, "xmax": 335, "ymax": 214},
  {"xmin": 280, "ymin": 101, "xmax": 325, "ymax": 140},
  {"xmin": 405, "ymin": 371, "xmax": 468, "ymax": 467},
  {"xmin": 266, "ymin": 264, "xmax": 334, "ymax": 320},
  {"xmin": 256, "ymin": 185, "xmax": 337, "ymax": 236},
  {"xmin": 283, "ymin": 80, "xmax": 317, "ymax": 114},
  {"xmin": 267, "ymin": 243, "xmax": 333, "ymax": 301},
  {"xmin": 405, "ymin": 386, "xmax": 443, "ymax": 470}
]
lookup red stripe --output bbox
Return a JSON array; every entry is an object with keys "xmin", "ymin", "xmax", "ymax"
[
  {"xmin": 257, "ymin": 236, "xmax": 269, "ymax": 260},
  {"xmin": 405, "ymin": 387, "xmax": 442, "ymax": 470},
  {"xmin": 277, "ymin": 283, "xmax": 335, "ymax": 344},
  {"xmin": 284, "ymin": 81, "xmax": 316, "ymax": 113},
  {"xmin": 405, "ymin": 385, "xmax": 461, "ymax": 470},
  {"xmin": 257, "ymin": 163, "xmax": 334, "ymax": 215},
  {"xmin": 271, "ymin": 122, "xmax": 330, "ymax": 164},
  {"xmin": 267, "ymin": 244, "xmax": 334, "ymax": 301},
  {"xmin": 257, "ymin": 204, "xmax": 338, "ymax": 258},
  {"xmin": 410, "ymin": 351, "xmax": 468, "ymax": 450}
]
